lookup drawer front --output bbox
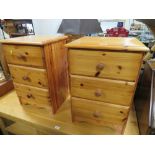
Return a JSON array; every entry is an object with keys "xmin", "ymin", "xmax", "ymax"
[
  {"xmin": 72, "ymin": 97, "xmax": 129, "ymax": 126},
  {"xmin": 9, "ymin": 64, "xmax": 48, "ymax": 88},
  {"xmin": 69, "ymin": 49, "xmax": 143, "ymax": 81},
  {"xmin": 14, "ymin": 83, "xmax": 51, "ymax": 110},
  {"xmin": 71, "ymin": 75, "xmax": 135, "ymax": 106},
  {"xmin": 3, "ymin": 44, "xmax": 45, "ymax": 68}
]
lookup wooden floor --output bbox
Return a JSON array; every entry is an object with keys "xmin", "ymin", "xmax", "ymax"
[{"xmin": 0, "ymin": 90, "xmax": 139, "ymax": 135}]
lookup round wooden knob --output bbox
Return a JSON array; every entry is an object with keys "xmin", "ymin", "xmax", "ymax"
[
  {"xmin": 94, "ymin": 89, "xmax": 102, "ymax": 97},
  {"xmin": 27, "ymin": 94, "xmax": 33, "ymax": 98},
  {"xmin": 93, "ymin": 111, "xmax": 101, "ymax": 118},
  {"xmin": 27, "ymin": 94, "xmax": 34, "ymax": 99},
  {"xmin": 96, "ymin": 63, "xmax": 104, "ymax": 71},
  {"xmin": 22, "ymin": 76, "xmax": 31, "ymax": 82},
  {"xmin": 24, "ymin": 103, "xmax": 30, "ymax": 105}
]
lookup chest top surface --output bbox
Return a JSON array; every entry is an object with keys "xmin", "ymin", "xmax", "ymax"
[
  {"xmin": 65, "ymin": 36, "xmax": 149, "ymax": 52},
  {"xmin": 0, "ymin": 35, "xmax": 68, "ymax": 46}
]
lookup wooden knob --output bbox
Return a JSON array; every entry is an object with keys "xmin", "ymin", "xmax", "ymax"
[
  {"xmin": 17, "ymin": 54, "xmax": 27, "ymax": 61},
  {"xmin": 27, "ymin": 94, "xmax": 34, "ymax": 99},
  {"xmin": 93, "ymin": 111, "xmax": 101, "ymax": 118},
  {"xmin": 24, "ymin": 103, "xmax": 30, "ymax": 105},
  {"xmin": 94, "ymin": 89, "xmax": 102, "ymax": 97},
  {"xmin": 96, "ymin": 63, "xmax": 104, "ymax": 71},
  {"xmin": 22, "ymin": 76, "xmax": 31, "ymax": 82},
  {"xmin": 27, "ymin": 94, "xmax": 32, "ymax": 98}
]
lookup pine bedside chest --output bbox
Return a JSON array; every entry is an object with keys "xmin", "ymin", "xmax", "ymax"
[
  {"xmin": 0, "ymin": 35, "xmax": 69, "ymax": 114},
  {"xmin": 66, "ymin": 37, "xmax": 149, "ymax": 134}
]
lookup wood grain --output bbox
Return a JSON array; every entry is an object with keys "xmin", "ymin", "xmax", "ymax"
[
  {"xmin": 72, "ymin": 97, "xmax": 129, "ymax": 124},
  {"xmin": 69, "ymin": 49, "xmax": 143, "ymax": 81},
  {"xmin": 71, "ymin": 75, "xmax": 135, "ymax": 106},
  {"xmin": 0, "ymin": 35, "xmax": 68, "ymax": 45},
  {"xmin": 14, "ymin": 83, "xmax": 51, "ymax": 110},
  {"xmin": 43, "ymin": 40, "xmax": 69, "ymax": 113},
  {"xmin": 3, "ymin": 44, "xmax": 45, "ymax": 68},
  {"xmin": 66, "ymin": 36, "xmax": 149, "ymax": 52},
  {"xmin": 20, "ymin": 98, "xmax": 51, "ymax": 110},
  {"xmin": 14, "ymin": 83, "xmax": 49, "ymax": 97},
  {"xmin": 51, "ymin": 40, "xmax": 69, "ymax": 108},
  {"xmin": 8, "ymin": 64, "xmax": 48, "ymax": 88}
]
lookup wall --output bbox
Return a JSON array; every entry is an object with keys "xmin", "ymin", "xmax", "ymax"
[{"xmin": 32, "ymin": 19, "xmax": 62, "ymax": 35}]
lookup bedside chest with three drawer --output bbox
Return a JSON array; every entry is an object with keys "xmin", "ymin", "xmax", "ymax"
[
  {"xmin": 0, "ymin": 35, "xmax": 69, "ymax": 114},
  {"xmin": 66, "ymin": 37, "xmax": 149, "ymax": 134}
]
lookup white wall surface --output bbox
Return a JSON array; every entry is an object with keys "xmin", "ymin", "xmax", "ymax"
[{"xmin": 32, "ymin": 19, "xmax": 62, "ymax": 35}]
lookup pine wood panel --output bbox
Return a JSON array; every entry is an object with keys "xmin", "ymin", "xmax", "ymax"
[
  {"xmin": 8, "ymin": 64, "xmax": 48, "ymax": 88},
  {"xmin": 21, "ymin": 103, "xmax": 53, "ymax": 117},
  {"xmin": 51, "ymin": 40, "xmax": 69, "ymax": 108},
  {"xmin": 72, "ymin": 97, "xmax": 129, "ymax": 123},
  {"xmin": 44, "ymin": 40, "xmax": 69, "ymax": 113},
  {"xmin": 0, "ymin": 35, "xmax": 68, "ymax": 45},
  {"xmin": 71, "ymin": 75, "xmax": 135, "ymax": 106},
  {"xmin": 73, "ymin": 115, "xmax": 124, "ymax": 134},
  {"xmin": 66, "ymin": 37, "xmax": 149, "ymax": 52},
  {"xmin": 3, "ymin": 44, "xmax": 45, "ymax": 68},
  {"xmin": 14, "ymin": 83, "xmax": 51, "ymax": 110},
  {"xmin": 14, "ymin": 83, "xmax": 49, "ymax": 97},
  {"xmin": 69, "ymin": 49, "xmax": 143, "ymax": 81},
  {"xmin": 72, "ymin": 97, "xmax": 129, "ymax": 134},
  {"xmin": 20, "ymin": 98, "xmax": 51, "ymax": 110}
]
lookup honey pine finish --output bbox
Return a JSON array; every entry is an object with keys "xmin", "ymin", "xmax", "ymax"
[
  {"xmin": 66, "ymin": 37, "xmax": 149, "ymax": 134},
  {"xmin": 0, "ymin": 35, "xmax": 69, "ymax": 114}
]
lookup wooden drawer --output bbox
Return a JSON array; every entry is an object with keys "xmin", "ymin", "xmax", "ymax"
[
  {"xmin": 69, "ymin": 49, "xmax": 143, "ymax": 81},
  {"xmin": 9, "ymin": 64, "xmax": 48, "ymax": 88},
  {"xmin": 71, "ymin": 75, "xmax": 135, "ymax": 106},
  {"xmin": 3, "ymin": 44, "xmax": 45, "ymax": 68},
  {"xmin": 72, "ymin": 97, "xmax": 129, "ymax": 127},
  {"xmin": 14, "ymin": 83, "xmax": 51, "ymax": 110}
]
